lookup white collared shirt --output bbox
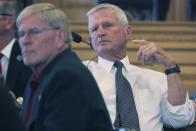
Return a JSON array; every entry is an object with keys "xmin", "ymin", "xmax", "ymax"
[
  {"xmin": 83, "ymin": 56, "xmax": 195, "ymax": 131},
  {"xmin": 1, "ymin": 39, "xmax": 15, "ymax": 80}
]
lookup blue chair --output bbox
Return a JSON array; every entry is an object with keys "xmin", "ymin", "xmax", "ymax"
[{"xmin": 186, "ymin": 0, "xmax": 196, "ymax": 21}]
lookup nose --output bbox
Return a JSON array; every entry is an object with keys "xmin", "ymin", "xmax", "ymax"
[
  {"xmin": 19, "ymin": 33, "xmax": 31, "ymax": 46},
  {"xmin": 97, "ymin": 26, "xmax": 106, "ymax": 37}
]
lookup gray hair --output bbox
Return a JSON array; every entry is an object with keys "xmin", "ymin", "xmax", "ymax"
[
  {"xmin": 87, "ymin": 3, "xmax": 128, "ymax": 28},
  {"xmin": 16, "ymin": 3, "xmax": 72, "ymax": 47},
  {"xmin": 0, "ymin": 1, "xmax": 22, "ymax": 18}
]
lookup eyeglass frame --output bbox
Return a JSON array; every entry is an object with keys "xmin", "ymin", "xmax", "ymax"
[
  {"xmin": 17, "ymin": 27, "xmax": 60, "ymax": 40},
  {"xmin": 0, "ymin": 13, "xmax": 12, "ymax": 16}
]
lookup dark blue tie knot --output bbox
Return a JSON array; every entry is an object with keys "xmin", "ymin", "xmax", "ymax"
[{"xmin": 114, "ymin": 61, "xmax": 123, "ymax": 69}]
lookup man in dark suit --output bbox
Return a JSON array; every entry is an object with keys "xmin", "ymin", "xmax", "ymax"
[
  {"xmin": 0, "ymin": 1, "xmax": 32, "ymax": 98},
  {"xmin": 0, "ymin": 75, "xmax": 25, "ymax": 131},
  {"xmin": 16, "ymin": 3, "xmax": 113, "ymax": 131}
]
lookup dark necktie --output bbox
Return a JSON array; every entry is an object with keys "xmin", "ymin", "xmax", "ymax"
[
  {"xmin": 24, "ymin": 80, "xmax": 39, "ymax": 128},
  {"xmin": 0, "ymin": 53, "xmax": 4, "ymax": 74},
  {"xmin": 113, "ymin": 61, "xmax": 140, "ymax": 131}
]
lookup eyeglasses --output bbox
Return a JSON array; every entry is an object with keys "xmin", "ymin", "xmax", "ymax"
[
  {"xmin": 0, "ymin": 13, "xmax": 12, "ymax": 16},
  {"xmin": 17, "ymin": 27, "xmax": 59, "ymax": 39}
]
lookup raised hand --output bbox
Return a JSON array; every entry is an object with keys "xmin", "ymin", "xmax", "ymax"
[{"xmin": 132, "ymin": 40, "xmax": 176, "ymax": 69}]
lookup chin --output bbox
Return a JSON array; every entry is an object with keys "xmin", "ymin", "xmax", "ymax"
[
  {"xmin": 23, "ymin": 59, "xmax": 34, "ymax": 67},
  {"xmin": 98, "ymin": 46, "xmax": 111, "ymax": 53}
]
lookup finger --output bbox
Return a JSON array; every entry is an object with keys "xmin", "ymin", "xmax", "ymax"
[
  {"xmin": 145, "ymin": 52, "xmax": 150, "ymax": 64},
  {"xmin": 134, "ymin": 40, "xmax": 149, "ymax": 62},
  {"xmin": 142, "ymin": 51, "xmax": 146, "ymax": 65},
  {"xmin": 8, "ymin": 91, "xmax": 16, "ymax": 100},
  {"xmin": 145, "ymin": 47, "xmax": 155, "ymax": 64},
  {"xmin": 146, "ymin": 47, "xmax": 161, "ymax": 65},
  {"xmin": 136, "ymin": 47, "xmax": 142, "ymax": 62},
  {"xmin": 132, "ymin": 40, "xmax": 149, "ymax": 45},
  {"xmin": 140, "ymin": 45, "xmax": 153, "ymax": 64},
  {"xmin": 142, "ymin": 46, "xmax": 149, "ymax": 65},
  {"xmin": 136, "ymin": 44, "xmax": 148, "ymax": 62}
]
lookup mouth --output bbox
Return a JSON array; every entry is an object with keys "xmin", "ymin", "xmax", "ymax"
[
  {"xmin": 98, "ymin": 40, "xmax": 110, "ymax": 46},
  {"xmin": 22, "ymin": 50, "xmax": 34, "ymax": 57}
]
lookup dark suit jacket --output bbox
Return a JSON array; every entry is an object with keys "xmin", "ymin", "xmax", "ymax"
[
  {"xmin": 0, "ymin": 82, "xmax": 25, "ymax": 131},
  {"xmin": 22, "ymin": 49, "xmax": 113, "ymax": 131},
  {"xmin": 5, "ymin": 40, "xmax": 32, "ymax": 97}
]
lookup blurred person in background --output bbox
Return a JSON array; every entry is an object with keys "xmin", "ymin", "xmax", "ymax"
[{"xmin": 0, "ymin": 0, "xmax": 31, "ymax": 99}]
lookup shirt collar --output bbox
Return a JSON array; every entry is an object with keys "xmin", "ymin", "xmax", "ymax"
[
  {"xmin": 30, "ymin": 67, "xmax": 46, "ymax": 91},
  {"xmin": 98, "ymin": 56, "xmax": 130, "ymax": 73},
  {"xmin": 1, "ymin": 38, "xmax": 15, "ymax": 59}
]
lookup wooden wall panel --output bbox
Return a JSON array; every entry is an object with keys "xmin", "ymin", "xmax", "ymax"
[
  {"xmin": 34, "ymin": 0, "xmax": 188, "ymax": 21},
  {"xmin": 34, "ymin": 0, "xmax": 95, "ymax": 20}
]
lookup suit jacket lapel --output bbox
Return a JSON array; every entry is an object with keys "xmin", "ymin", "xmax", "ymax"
[
  {"xmin": 5, "ymin": 41, "xmax": 23, "ymax": 90},
  {"xmin": 27, "ymin": 81, "xmax": 47, "ymax": 130},
  {"xmin": 22, "ymin": 83, "xmax": 32, "ymax": 120}
]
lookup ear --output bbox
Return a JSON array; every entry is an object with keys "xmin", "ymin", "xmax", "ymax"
[
  {"xmin": 124, "ymin": 25, "xmax": 132, "ymax": 41},
  {"xmin": 56, "ymin": 28, "xmax": 68, "ymax": 49},
  {"xmin": 6, "ymin": 16, "xmax": 16, "ymax": 30}
]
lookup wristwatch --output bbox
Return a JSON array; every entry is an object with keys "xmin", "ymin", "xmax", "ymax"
[{"xmin": 165, "ymin": 64, "xmax": 181, "ymax": 75}]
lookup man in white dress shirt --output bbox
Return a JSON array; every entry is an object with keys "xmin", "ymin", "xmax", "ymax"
[
  {"xmin": 0, "ymin": 1, "xmax": 31, "ymax": 98},
  {"xmin": 84, "ymin": 3, "xmax": 195, "ymax": 131}
]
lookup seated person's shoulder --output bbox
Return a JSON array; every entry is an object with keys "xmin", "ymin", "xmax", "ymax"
[
  {"xmin": 83, "ymin": 60, "xmax": 97, "ymax": 65},
  {"xmin": 83, "ymin": 60, "xmax": 98, "ymax": 68},
  {"xmin": 83, "ymin": 60, "xmax": 105, "ymax": 73}
]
